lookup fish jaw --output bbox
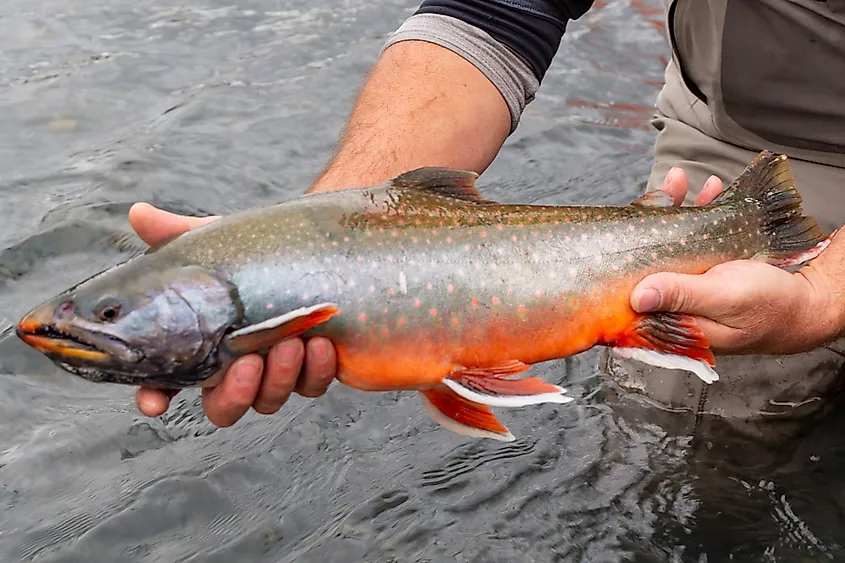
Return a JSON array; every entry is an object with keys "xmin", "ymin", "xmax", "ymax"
[{"xmin": 17, "ymin": 303, "xmax": 129, "ymax": 364}]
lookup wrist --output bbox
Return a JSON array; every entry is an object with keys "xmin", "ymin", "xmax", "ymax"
[{"xmin": 796, "ymin": 268, "xmax": 845, "ymax": 349}]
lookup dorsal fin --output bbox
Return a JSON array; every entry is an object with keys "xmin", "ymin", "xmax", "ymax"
[{"xmin": 390, "ymin": 167, "xmax": 496, "ymax": 204}]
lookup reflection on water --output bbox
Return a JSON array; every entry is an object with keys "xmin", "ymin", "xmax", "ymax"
[{"xmin": 2, "ymin": 0, "xmax": 845, "ymax": 561}]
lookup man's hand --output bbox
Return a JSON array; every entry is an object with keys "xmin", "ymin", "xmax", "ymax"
[
  {"xmin": 127, "ymin": 203, "xmax": 338, "ymax": 427},
  {"xmin": 638, "ymin": 168, "xmax": 845, "ymax": 356}
]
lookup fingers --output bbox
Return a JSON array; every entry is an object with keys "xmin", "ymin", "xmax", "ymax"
[
  {"xmin": 133, "ymin": 335, "xmax": 337, "ymax": 426},
  {"xmin": 252, "ymin": 339, "xmax": 305, "ymax": 414},
  {"xmin": 659, "ymin": 168, "xmax": 725, "ymax": 208},
  {"xmin": 694, "ymin": 175, "xmax": 724, "ymax": 206},
  {"xmin": 295, "ymin": 337, "xmax": 337, "ymax": 397},
  {"xmin": 630, "ymin": 271, "xmax": 726, "ymax": 316},
  {"xmin": 128, "ymin": 202, "xmax": 220, "ymax": 247},
  {"xmin": 136, "ymin": 387, "xmax": 180, "ymax": 416},
  {"xmin": 660, "ymin": 167, "xmax": 688, "ymax": 206},
  {"xmin": 201, "ymin": 355, "xmax": 264, "ymax": 427}
]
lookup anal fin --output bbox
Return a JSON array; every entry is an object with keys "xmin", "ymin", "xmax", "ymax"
[
  {"xmin": 611, "ymin": 312, "xmax": 719, "ymax": 383},
  {"xmin": 223, "ymin": 302, "xmax": 340, "ymax": 355},
  {"xmin": 420, "ymin": 385, "xmax": 515, "ymax": 442}
]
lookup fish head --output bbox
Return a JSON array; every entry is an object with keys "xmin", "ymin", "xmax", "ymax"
[{"xmin": 16, "ymin": 260, "xmax": 243, "ymax": 388}]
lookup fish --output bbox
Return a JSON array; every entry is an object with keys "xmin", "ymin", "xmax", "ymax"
[{"xmin": 16, "ymin": 151, "xmax": 832, "ymax": 441}]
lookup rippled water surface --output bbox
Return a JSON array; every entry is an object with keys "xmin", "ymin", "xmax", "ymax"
[{"xmin": 3, "ymin": 1, "xmax": 845, "ymax": 561}]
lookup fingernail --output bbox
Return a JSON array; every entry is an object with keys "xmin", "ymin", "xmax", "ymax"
[
  {"xmin": 233, "ymin": 356, "xmax": 262, "ymax": 386},
  {"xmin": 633, "ymin": 288, "xmax": 662, "ymax": 312},
  {"xmin": 662, "ymin": 167, "xmax": 678, "ymax": 187}
]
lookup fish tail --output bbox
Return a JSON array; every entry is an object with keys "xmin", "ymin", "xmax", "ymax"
[{"xmin": 712, "ymin": 150, "xmax": 828, "ymax": 267}]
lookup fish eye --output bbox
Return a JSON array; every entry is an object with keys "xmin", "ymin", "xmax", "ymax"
[{"xmin": 93, "ymin": 296, "xmax": 124, "ymax": 322}]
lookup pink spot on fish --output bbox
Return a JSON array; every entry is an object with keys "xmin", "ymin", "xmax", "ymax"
[
  {"xmin": 358, "ymin": 313, "xmax": 367, "ymax": 323},
  {"xmin": 266, "ymin": 303, "xmax": 275, "ymax": 310},
  {"xmin": 398, "ymin": 317, "xmax": 406, "ymax": 327},
  {"xmin": 492, "ymin": 296, "xmax": 501, "ymax": 305},
  {"xmin": 414, "ymin": 299, "xmax": 421, "ymax": 308},
  {"xmin": 430, "ymin": 308, "xmax": 438, "ymax": 317},
  {"xmin": 447, "ymin": 284, "xmax": 454, "ymax": 294},
  {"xmin": 451, "ymin": 317, "xmax": 459, "ymax": 327}
]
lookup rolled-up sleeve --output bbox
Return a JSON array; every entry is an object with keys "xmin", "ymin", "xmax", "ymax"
[{"xmin": 382, "ymin": 0, "xmax": 596, "ymax": 133}]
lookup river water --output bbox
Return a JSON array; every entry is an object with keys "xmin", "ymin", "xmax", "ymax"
[{"xmin": 2, "ymin": 1, "xmax": 845, "ymax": 561}]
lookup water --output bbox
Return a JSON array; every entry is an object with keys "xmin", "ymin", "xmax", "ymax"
[{"xmin": 1, "ymin": 0, "xmax": 845, "ymax": 561}]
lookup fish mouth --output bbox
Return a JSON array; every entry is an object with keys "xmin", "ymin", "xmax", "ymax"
[
  {"xmin": 16, "ymin": 308, "xmax": 144, "ymax": 365},
  {"xmin": 17, "ymin": 322, "xmax": 113, "ymax": 362}
]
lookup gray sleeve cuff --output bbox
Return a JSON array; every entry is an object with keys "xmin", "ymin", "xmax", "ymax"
[{"xmin": 382, "ymin": 13, "xmax": 540, "ymax": 134}]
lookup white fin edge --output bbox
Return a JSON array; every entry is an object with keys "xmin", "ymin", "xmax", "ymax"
[
  {"xmin": 441, "ymin": 379, "xmax": 574, "ymax": 408},
  {"xmin": 611, "ymin": 347, "xmax": 719, "ymax": 384},
  {"xmin": 227, "ymin": 302, "xmax": 339, "ymax": 339},
  {"xmin": 419, "ymin": 392, "xmax": 516, "ymax": 442}
]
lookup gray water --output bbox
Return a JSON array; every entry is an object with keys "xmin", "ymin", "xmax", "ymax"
[{"xmin": 2, "ymin": 1, "xmax": 845, "ymax": 561}]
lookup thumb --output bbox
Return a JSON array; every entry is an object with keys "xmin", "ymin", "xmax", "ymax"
[
  {"xmin": 630, "ymin": 271, "xmax": 721, "ymax": 315},
  {"xmin": 128, "ymin": 202, "xmax": 219, "ymax": 247}
]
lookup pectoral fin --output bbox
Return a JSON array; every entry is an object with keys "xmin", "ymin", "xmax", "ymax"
[
  {"xmin": 611, "ymin": 312, "xmax": 719, "ymax": 383},
  {"xmin": 223, "ymin": 302, "xmax": 340, "ymax": 355}
]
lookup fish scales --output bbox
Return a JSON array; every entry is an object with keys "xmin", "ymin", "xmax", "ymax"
[
  {"xmin": 152, "ymin": 179, "xmax": 764, "ymax": 389},
  {"xmin": 15, "ymin": 151, "xmax": 832, "ymax": 441}
]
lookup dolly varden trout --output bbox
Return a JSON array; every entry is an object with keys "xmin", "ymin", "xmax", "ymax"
[{"xmin": 16, "ymin": 151, "xmax": 831, "ymax": 441}]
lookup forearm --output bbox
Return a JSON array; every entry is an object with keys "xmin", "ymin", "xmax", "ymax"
[
  {"xmin": 308, "ymin": 40, "xmax": 511, "ymax": 193},
  {"xmin": 308, "ymin": 0, "xmax": 596, "ymax": 193}
]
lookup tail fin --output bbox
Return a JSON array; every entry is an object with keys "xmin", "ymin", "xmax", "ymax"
[{"xmin": 712, "ymin": 150, "xmax": 827, "ymax": 265}]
